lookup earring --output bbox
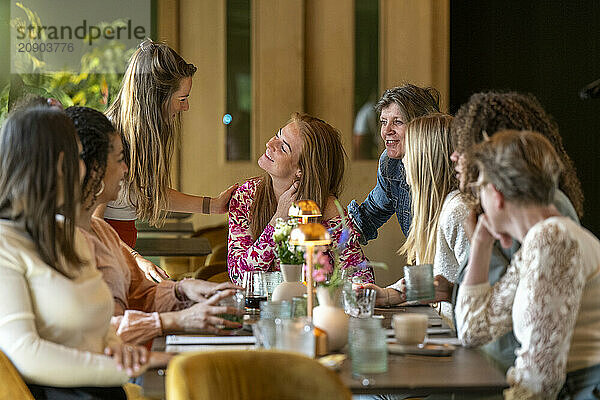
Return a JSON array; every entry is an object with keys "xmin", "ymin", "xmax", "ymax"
[{"xmin": 95, "ymin": 181, "xmax": 105, "ymax": 197}]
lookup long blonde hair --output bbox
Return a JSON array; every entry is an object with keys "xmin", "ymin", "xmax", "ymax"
[
  {"xmin": 250, "ymin": 113, "xmax": 347, "ymax": 240},
  {"xmin": 400, "ymin": 113, "xmax": 456, "ymax": 264},
  {"xmin": 106, "ymin": 39, "xmax": 197, "ymax": 225}
]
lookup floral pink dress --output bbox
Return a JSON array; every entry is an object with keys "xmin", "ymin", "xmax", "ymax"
[{"xmin": 227, "ymin": 178, "xmax": 374, "ymax": 285}]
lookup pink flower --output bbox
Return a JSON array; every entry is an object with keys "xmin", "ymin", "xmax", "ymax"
[
  {"xmin": 313, "ymin": 268, "xmax": 327, "ymax": 283},
  {"xmin": 315, "ymin": 251, "xmax": 333, "ymax": 274}
]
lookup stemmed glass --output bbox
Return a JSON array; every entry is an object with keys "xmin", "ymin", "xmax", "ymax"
[{"xmin": 243, "ymin": 271, "xmax": 268, "ymax": 313}]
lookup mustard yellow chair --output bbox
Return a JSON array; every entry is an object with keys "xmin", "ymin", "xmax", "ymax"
[
  {"xmin": 195, "ymin": 261, "xmax": 230, "ymax": 283},
  {"xmin": 166, "ymin": 350, "xmax": 352, "ymax": 400},
  {"xmin": 0, "ymin": 350, "xmax": 35, "ymax": 400}
]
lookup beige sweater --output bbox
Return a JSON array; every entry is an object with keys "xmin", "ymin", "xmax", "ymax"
[{"xmin": 0, "ymin": 219, "xmax": 128, "ymax": 387}]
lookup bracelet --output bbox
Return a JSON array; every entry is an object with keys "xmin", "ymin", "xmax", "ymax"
[
  {"xmin": 174, "ymin": 281, "xmax": 188, "ymax": 302},
  {"xmin": 130, "ymin": 249, "xmax": 139, "ymax": 258},
  {"xmin": 202, "ymin": 196, "xmax": 211, "ymax": 214},
  {"xmin": 175, "ymin": 278, "xmax": 194, "ymax": 302}
]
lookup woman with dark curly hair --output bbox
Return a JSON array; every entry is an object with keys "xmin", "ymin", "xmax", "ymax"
[
  {"xmin": 451, "ymin": 91, "xmax": 583, "ymax": 218},
  {"xmin": 68, "ymin": 106, "xmax": 242, "ymax": 345},
  {"xmin": 450, "ymin": 91, "xmax": 583, "ymax": 371}
]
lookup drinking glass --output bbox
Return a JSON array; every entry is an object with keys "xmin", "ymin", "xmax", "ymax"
[
  {"xmin": 252, "ymin": 318, "xmax": 279, "ymax": 349},
  {"xmin": 276, "ymin": 317, "xmax": 315, "ymax": 358},
  {"xmin": 291, "ymin": 296, "xmax": 307, "ymax": 318},
  {"xmin": 403, "ymin": 264, "xmax": 435, "ymax": 301},
  {"xmin": 264, "ymin": 271, "xmax": 284, "ymax": 300},
  {"xmin": 344, "ymin": 287, "xmax": 376, "ymax": 318},
  {"xmin": 348, "ymin": 317, "xmax": 387, "ymax": 375},
  {"xmin": 243, "ymin": 271, "xmax": 268, "ymax": 313},
  {"xmin": 260, "ymin": 300, "xmax": 292, "ymax": 320},
  {"xmin": 217, "ymin": 290, "xmax": 245, "ymax": 327}
]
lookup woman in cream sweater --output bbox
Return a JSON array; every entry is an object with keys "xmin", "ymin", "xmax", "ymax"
[{"xmin": 0, "ymin": 106, "xmax": 150, "ymax": 398}]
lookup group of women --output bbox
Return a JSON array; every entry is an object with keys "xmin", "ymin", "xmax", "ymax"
[{"xmin": 1, "ymin": 37, "xmax": 599, "ymax": 400}]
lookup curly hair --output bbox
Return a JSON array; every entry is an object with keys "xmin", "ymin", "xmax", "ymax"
[
  {"xmin": 65, "ymin": 106, "xmax": 115, "ymax": 210},
  {"xmin": 452, "ymin": 91, "xmax": 584, "ymax": 218}
]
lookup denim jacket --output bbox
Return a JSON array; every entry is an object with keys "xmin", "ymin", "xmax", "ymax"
[{"xmin": 348, "ymin": 150, "xmax": 411, "ymax": 245}]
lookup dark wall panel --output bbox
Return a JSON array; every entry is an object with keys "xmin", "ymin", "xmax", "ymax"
[{"xmin": 451, "ymin": 0, "xmax": 600, "ymax": 234}]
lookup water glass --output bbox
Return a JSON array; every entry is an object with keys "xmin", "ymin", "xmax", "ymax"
[
  {"xmin": 252, "ymin": 318, "xmax": 279, "ymax": 349},
  {"xmin": 348, "ymin": 317, "xmax": 387, "ymax": 375},
  {"xmin": 243, "ymin": 271, "xmax": 268, "ymax": 312},
  {"xmin": 276, "ymin": 317, "xmax": 315, "ymax": 358},
  {"xmin": 217, "ymin": 290, "xmax": 245, "ymax": 326},
  {"xmin": 264, "ymin": 271, "xmax": 283, "ymax": 300},
  {"xmin": 260, "ymin": 300, "xmax": 292, "ymax": 320},
  {"xmin": 291, "ymin": 296, "xmax": 307, "ymax": 318},
  {"xmin": 344, "ymin": 287, "xmax": 376, "ymax": 318},
  {"xmin": 341, "ymin": 265, "xmax": 370, "ymax": 290},
  {"xmin": 403, "ymin": 264, "xmax": 435, "ymax": 301}
]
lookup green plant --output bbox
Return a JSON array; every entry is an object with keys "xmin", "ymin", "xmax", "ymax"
[
  {"xmin": 1, "ymin": 3, "xmax": 134, "ymax": 122},
  {"xmin": 273, "ymin": 217, "xmax": 305, "ymax": 265}
]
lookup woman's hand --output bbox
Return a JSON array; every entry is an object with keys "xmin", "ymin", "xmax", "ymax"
[
  {"xmin": 104, "ymin": 343, "xmax": 149, "ymax": 377},
  {"xmin": 433, "ymin": 275, "xmax": 454, "ymax": 303},
  {"xmin": 362, "ymin": 283, "xmax": 406, "ymax": 306},
  {"xmin": 271, "ymin": 181, "xmax": 299, "ymax": 223},
  {"xmin": 135, "ymin": 256, "xmax": 169, "ymax": 282},
  {"xmin": 161, "ymin": 290, "xmax": 243, "ymax": 334},
  {"xmin": 473, "ymin": 213, "xmax": 501, "ymax": 248},
  {"xmin": 178, "ymin": 279, "xmax": 243, "ymax": 302},
  {"xmin": 211, "ymin": 184, "xmax": 240, "ymax": 214}
]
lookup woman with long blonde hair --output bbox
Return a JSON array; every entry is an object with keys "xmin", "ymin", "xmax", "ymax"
[
  {"xmin": 227, "ymin": 113, "xmax": 373, "ymax": 285},
  {"xmin": 364, "ymin": 114, "xmax": 466, "ymax": 323},
  {"xmin": 101, "ymin": 39, "xmax": 236, "ymax": 260}
]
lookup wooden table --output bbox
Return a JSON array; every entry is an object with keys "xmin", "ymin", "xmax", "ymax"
[
  {"xmin": 141, "ymin": 306, "xmax": 507, "ymax": 399},
  {"xmin": 134, "ymin": 236, "xmax": 211, "ymax": 257},
  {"xmin": 136, "ymin": 221, "xmax": 195, "ymax": 237}
]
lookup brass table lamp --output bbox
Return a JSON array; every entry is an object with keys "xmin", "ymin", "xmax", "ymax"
[
  {"xmin": 288, "ymin": 199, "xmax": 321, "ymax": 224},
  {"xmin": 289, "ymin": 222, "xmax": 331, "ymax": 318}
]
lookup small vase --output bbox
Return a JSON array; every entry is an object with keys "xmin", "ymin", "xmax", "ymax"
[
  {"xmin": 313, "ymin": 286, "xmax": 349, "ymax": 352},
  {"xmin": 271, "ymin": 264, "xmax": 306, "ymax": 302}
]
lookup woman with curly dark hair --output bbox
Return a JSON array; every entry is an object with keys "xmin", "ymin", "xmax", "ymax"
[
  {"xmin": 451, "ymin": 91, "xmax": 583, "ymax": 218},
  {"xmin": 450, "ymin": 91, "xmax": 583, "ymax": 371}
]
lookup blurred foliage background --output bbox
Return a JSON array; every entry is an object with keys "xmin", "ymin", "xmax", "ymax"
[{"xmin": 1, "ymin": 3, "xmax": 134, "ymax": 122}]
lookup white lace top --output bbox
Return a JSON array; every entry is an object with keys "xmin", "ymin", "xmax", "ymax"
[{"xmin": 456, "ymin": 217, "xmax": 600, "ymax": 399}]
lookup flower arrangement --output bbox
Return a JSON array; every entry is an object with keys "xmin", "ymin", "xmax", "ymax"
[
  {"xmin": 311, "ymin": 200, "xmax": 387, "ymax": 296},
  {"xmin": 273, "ymin": 217, "xmax": 305, "ymax": 265}
]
